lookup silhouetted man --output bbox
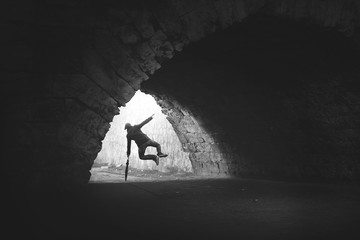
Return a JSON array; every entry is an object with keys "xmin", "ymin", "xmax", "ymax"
[{"xmin": 125, "ymin": 114, "xmax": 168, "ymax": 165}]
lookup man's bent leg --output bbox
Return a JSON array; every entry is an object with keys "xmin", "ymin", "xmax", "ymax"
[
  {"xmin": 147, "ymin": 140, "xmax": 168, "ymax": 158},
  {"xmin": 138, "ymin": 143, "xmax": 159, "ymax": 165}
]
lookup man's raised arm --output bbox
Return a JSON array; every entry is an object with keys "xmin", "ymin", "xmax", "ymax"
[{"xmin": 137, "ymin": 114, "xmax": 154, "ymax": 128}]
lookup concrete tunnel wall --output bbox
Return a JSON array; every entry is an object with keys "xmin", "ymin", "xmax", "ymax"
[{"xmin": 2, "ymin": 0, "xmax": 360, "ymax": 188}]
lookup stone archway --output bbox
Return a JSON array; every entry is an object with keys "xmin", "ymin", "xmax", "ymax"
[
  {"xmin": 142, "ymin": 12, "xmax": 360, "ymax": 182},
  {"xmin": 4, "ymin": 0, "xmax": 360, "ymax": 188}
]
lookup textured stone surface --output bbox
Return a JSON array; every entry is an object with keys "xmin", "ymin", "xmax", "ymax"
[
  {"xmin": 53, "ymin": 74, "xmax": 119, "ymax": 121},
  {"xmin": 82, "ymin": 48, "xmax": 135, "ymax": 105},
  {"xmin": 149, "ymin": 30, "xmax": 175, "ymax": 60},
  {"xmin": 92, "ymin": 30, "xmax": 148, "ymax": 89}
]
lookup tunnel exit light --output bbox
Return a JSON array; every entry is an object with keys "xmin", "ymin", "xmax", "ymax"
[{"xmin": 94, "ymin": 90, "xmax": 192, "ymax": 173}]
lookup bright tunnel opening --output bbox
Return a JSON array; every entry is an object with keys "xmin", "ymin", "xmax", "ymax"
[{"xmin": 92, "ymin": 90, "xmax": 193, "ymax": 179}]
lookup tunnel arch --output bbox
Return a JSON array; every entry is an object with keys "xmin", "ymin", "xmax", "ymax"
[
  {"xmin": 141, "ymin": 13, "xmax": 360, "ymax": 181},
  {"xmin": 4, "ymin": 0, "xmax": 360, "ymax": 187}
]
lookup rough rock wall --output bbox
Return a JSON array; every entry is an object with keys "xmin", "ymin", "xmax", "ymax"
[
  {"xmin": 148, "ymin": 93, "xmax": 229, "ymax": 175},
  {"xmin": 2, "ymin": 0, "xmax": 360, "ymax": 188}
]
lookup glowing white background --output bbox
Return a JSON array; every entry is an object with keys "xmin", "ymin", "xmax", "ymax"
[{"xmin": 94, "ymin": 91, "xmax": 192, "ymax": 172}]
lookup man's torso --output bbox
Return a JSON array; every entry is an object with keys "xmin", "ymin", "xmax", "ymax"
[{"xmin": 127, "ymin": 127, "xmax": 151, "ymax": 146}]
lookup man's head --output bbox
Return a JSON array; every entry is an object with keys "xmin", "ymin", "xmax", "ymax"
[{"xmin": 124, "ymin": 123, "xmax": 132, "ymax": 130}]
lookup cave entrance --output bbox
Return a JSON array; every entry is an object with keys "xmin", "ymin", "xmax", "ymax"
[{"xmin": 90, "ymin": 90, "xmax": 193, "ymax": 182}]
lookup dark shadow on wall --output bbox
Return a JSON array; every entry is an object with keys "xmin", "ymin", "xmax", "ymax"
[{"xmin": 142, "ymin": 14, "xmax": 360, "ymax": 183}]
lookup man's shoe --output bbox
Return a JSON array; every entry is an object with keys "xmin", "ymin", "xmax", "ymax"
[
  {"xmin": 154, "ymin": 156, "xmax": 160, "ymax": 166},
  {"xmin": 157, "ymin": 153, "xmax": 168, "ymax": 158}
]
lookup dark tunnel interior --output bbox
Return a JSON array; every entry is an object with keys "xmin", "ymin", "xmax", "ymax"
[
  {"xmin": 142, "ymin": 14, "xmax": 360, "ymax": 182},
  {"xmin": 2, "ymin": 1, "xmax": 360, "ymax": 238}
]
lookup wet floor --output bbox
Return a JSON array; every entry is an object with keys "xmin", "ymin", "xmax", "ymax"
[{"xmin": 6, "ymin": 170, "xmax": 360, "ymax": 239}]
